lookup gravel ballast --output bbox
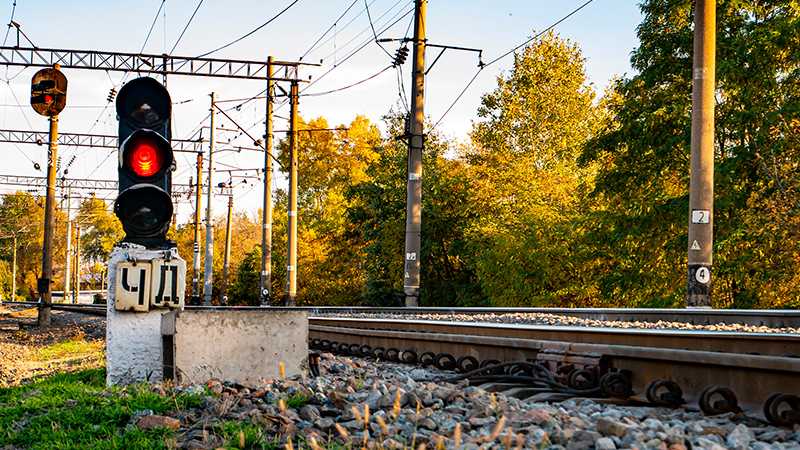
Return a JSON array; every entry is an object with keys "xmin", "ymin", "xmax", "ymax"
[
  {"xmin": 163, "ymin": 354, "xmax": 800, "ymax": 449},
  {"xmin": 317, "ymin": 312, "xmax": 800, "ymax": 334}
]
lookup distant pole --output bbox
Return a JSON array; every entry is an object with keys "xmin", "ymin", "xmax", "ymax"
[
  {"xmin": 221, "ymin": 193, "xmax": 233, "ymax": 303},
  {"xmin": 403, "ymin": 0, "xmax": 427, "ymax": 307},
  {"xmin": 204, "ymin": 92, "xmax": 216, "ymax": 305},
  {"xmin": 260, "ymin": 56, "xmax": 274, "ymax": 305},
  {"xmin": 73, "ymin": 225, "xmax": 81, "ymax": 304},
  {"xmin": 11, "ymin": 234, "xmax": 17, "ymax": 301},
  {"xmin": 63, "ymin": 188, "xmax": 72, "ymax": 303},
  {"xmin": 191, "ymin": 152, "xmax": 203, "ymax": 304},
  {"xmin": 38, "ymin": 112, "xmax": 58, "ymax": 326},
  {"xmin": 286, "ymin": 80, "xmax": 299, "ymax": 306},
  {"xmin": 687, "ymin": 0, "xmax": 716, "ymax": 308}
]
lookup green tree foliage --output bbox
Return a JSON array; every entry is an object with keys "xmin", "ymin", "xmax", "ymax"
[
  {"xmin": 274, "ymin": 115, "xmax": 382, "ymax": 305},
  {"xmin": 228, "ymin": 246, "xmax": 261, "ymax": 304},
  {"xmin": 76, "ymin": 196, "xmax": 123, "ymax": 263},
  {"xmin": 0, "ymin": 192, "xmax": 67, "ymax": 299},
  {"xmin": 581, "ymin": 0, "xmax": 800, "ymax": 308},
  {"xmin": 346, "ymin": 114, "xmax": 482, "ymax": 306},
  {"xmin": 466, "ymin": 32, "xmax": 601, "ymax": 306}
]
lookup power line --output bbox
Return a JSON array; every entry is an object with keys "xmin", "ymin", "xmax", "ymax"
[
  {"xmin": 170, "ymin": 0, "xmax": 204, "ymax": 54},
  {"xmin": 196, "ymin": 0, "xmax": 301, "ymax": 58},
  {"xmin": 1, "ymin": 1, "xmax": 14, "ymax": 46},
  {"xmin": 365, "ymin": 0, "xmax": 393, "ymax": 59},
  {"xmin": 299, "ymin": 0, "xmax": 360, "ymax": 60},
  {"xmin": 303, "ymin": 64, "xmax": 393, "ymax": 97},
  {"xmin": 433, "ymin": 0, "xmax": 596, "ymax": 129},
  {"xmin": 140, "ymin": 0, "xmax": 166, "ymax": 54},
  {"xmin": 302, "ymin": 0, "xmax": 384, "ymax": 61},
  {"xmin": 318, "ymin": 0, "xmax": 409, "ymax": 63}
]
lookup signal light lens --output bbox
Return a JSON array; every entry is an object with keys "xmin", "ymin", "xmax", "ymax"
[
  {"xmin": 43, "ymin": 94, "xmax": 53, "ymax": 103},
  {"xmin": 125, "ymin": 135, "xmax": 165, "ymax": 178}
]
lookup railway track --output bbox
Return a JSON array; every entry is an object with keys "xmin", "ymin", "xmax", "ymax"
[
  {"xmin": 4, "ymin": 301, "xmax": 800, "ymax": 426},
  {"xmin": 310, "ymin": 317, "xmax": 800, "ymax": 427}
]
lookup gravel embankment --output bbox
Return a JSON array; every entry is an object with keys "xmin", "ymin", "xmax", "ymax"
[
  {"xmin": 162, "ymin": 355, "xmax": 800, "ymax": 449},
  {"xmin": 0, "ymin": 305, "xmax": 105, "ymax": 386},
  {"xmin": 318, "ymin": 312, "xmax": 800, "ymax": 334}
]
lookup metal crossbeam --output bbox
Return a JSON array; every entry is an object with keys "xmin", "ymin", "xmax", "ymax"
[
  {"xmin": 0, "ymin": 128, "xmax": 203, "ymax": 153},
  {"xmin": 0, "ymin": 174, "xmax": 195, "ymax": 198},
  {"xmin": 0, "ymin": 46, "xmax": 307, "ymax": 81}
]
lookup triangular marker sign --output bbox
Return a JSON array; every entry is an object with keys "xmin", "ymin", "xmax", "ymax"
[{"xmin": 691, "ymin": 240, "xmax": 701, "ymax": 250}]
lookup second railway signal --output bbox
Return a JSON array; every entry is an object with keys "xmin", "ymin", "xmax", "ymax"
[{"xmin": 114, "ymin": 77, "xmax": 175, "ymax": 249}]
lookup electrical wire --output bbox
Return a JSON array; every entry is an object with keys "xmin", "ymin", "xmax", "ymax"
[
  {"xmin": 302, "ymin": 65, "xmax": 393, "ymax": 96},
  {"xmin": 300, "ymin": 0, "xmax": 360, "ymax": 60},
  {"xmin": 365, "ymin": 0, "xmax": 393, "ymax": 59},
  {"xmin": 318, "ymin": 0, "xmax": 408, "ymax": 64},
  {"xmin": 433, "ymin": 0, "xmax": 596, "ymax": 129},
  {"xmin": 195, "ymin": 0, "xmax": 301, "ymax": 58},
  {"xmin": 1, "ymin": 0, "xmax": 14, "ymax": 46},
  {"xmin": 170, "ymin": 0, "xmax": 204, "ymax": 54}
]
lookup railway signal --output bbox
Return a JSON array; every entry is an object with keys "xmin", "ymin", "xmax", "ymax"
[
  {"xmin": 113, "ymin": 77, "xmax": 174, "ymax": 249},
  {"xmin": 30, "ymin": 67, "xmax": 67, "ymax": 117}
]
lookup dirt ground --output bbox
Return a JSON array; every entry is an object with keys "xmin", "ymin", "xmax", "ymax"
[{"xmin": 0, "ymin": 304, "xmax": 105, "ymax": 387}]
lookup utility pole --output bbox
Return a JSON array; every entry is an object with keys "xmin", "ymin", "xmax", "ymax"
[
  {"xmin": 73, "ymin": 225, "xmax": 81, "ymax": 304},
  {"xmin": 260, "ymin": 56, "xmax": 274, "ymax": 306},
  {"xmin": 402, "ymin": 0, "xmax": 427, "ymax": 307},
  {"xmin": 286, "ymin": 80, "xmax": 299, "ymax": 306},
  {"xmin": 687, "ymin": 0, "xmax": 715, "ymax": 308},
  {"xmin": 203, "ymin": 92, "xmax": 216, "ymax": 305},
  {"xmin": 63, "ymin": 188, "xmax": 72, "ymax": 303},
  {"xmin": 11, "ymin": 234, "xmax": 16, "ymax": 301},
  {"xmin": 38, "ymin": 111, "xmax": 58, "ymax": 326},
  {"xmin": 221, "ymin": 193, "xmax": 233, "ymax": 304},
  {"xmin": 191, "ymin": 152, "xmax": 203, "ymax": 304}
]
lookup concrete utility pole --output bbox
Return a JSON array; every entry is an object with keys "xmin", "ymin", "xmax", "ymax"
[
  {"xmin": 38, "ymin": 112, "xmax": 58, "ymax": 326},
  {"xmin": 73, "ymin": 225, "xmax": 80, "ymax": 303},
  {"xmin": 259, "ymin": 56, "xmax": 275, "ymax": 306},
  {"xmin": 402, "ymin": 0, "xmax": 427, "ymax": 307},
  {"xmin": 191, "ymin": 152, "xmax": 203, "ymax": 304},
  {"xmin": 221, "ymin": 193, "xmax": 233, "ymax": 303},
  {"xmin": 11, "ymin": 234, "xmax": 17, "ymax": 301},
  {"xmin": 204, "ymin": 92, "xmax": 216, "ymax": 305},
  {"xmin": 63, "ymin": 188, "xmax": 72, "ymax": 303},
  {"xmin": 286, "ymin": 81, "xmax": 299, "ymax": 306},
  {"xmin": 687, "ymin": 0, "xmax": 716, "ymax": 308}
]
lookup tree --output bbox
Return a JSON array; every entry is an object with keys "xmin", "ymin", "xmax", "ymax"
[
  {"xmin": 466, "ymin": 32, "xmax": 601, "ymax": 306},
  {"xmin": 346, "ymin": 113, "xmax": 482, "ymax": 306},
  {"xmin": 76, "ymin": 196, "xmax": 123, "ymax": 262},
  {"xmin": 0, "ymin": 191, "xmax": 68, "ymax": 299},
  {"xmin": 581, "ymin": 0, "xmax": 800, "ymax": 308}
]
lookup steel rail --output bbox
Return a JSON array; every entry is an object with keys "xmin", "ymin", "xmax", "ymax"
[
  {"xmin": 308, "ymin": 317, "xmax": 800, "ymax": 425},
  {"xmin": 3, "ymin": 303, "xmax": 800, "ymax": 328}
]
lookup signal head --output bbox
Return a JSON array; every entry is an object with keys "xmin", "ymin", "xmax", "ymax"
[
  {"xmin": 121, "ymin": 130, "xmax": 173, "ymax": 179},
  {"xmin": 114, "ymin": 77, "xmax": 174, "ymax": 248},
  {"xmin": 116, "ymin": 77, "xmax": 171, "ymax": 129}
]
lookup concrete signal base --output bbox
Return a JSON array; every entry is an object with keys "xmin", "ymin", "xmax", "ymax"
[
  {"xmin": 106, "ymin": 245, "xmax": 185, "ymax": 386},
  {"xmin": 162, "ymin": 309, "xmax": 308, "ymax": 386}
]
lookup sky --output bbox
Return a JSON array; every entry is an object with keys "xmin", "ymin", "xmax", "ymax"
[{"xmin": 0, "ymin": 0, "xmax": 643, "ymax": 222}]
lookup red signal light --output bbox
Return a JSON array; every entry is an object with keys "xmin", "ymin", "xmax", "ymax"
[
  {"xmin": 43, "ymin": 94, "xmax": 53, "ymax": 103},
  {"xmin": 125, "ymin": 136, "xmax": 164, "ymax": 178}
]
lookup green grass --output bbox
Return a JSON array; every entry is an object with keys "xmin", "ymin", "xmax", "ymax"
[
  {"xmin": 34, "ymin": 337, "xmax": 103, "ymax": 361},
  {"xmin": 284, "ymin": 392, "xmax": 310, "ymax": 409},
  {"xmin": 215, "ymin": 421, "xmax": 282, "ymax": 450},
  {"xmin": 0, "ymin": 368, "xmax": 204, "ymax": 450}
]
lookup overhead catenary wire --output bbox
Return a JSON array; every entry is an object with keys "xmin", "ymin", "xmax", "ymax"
[
  {"xmin": 303, "ymin": 64, "xmax": 393, "ymax": 97},
  {"xmin": 365, "ymin": 0, "xmax": 394, "ymax": 59},
  {"xmin": 433, "ymin": 0, "xmax": 596, "ymax": 129},
  {"xmin": 299, "ymin": 0, "xmax": 361, "ymax": 60},
  {"xmin": 169, "ymin": 0, "xmax": 204, "ymax": 54},
  {"xmin": 195, "ymin": 0, "xmax": 301, "ymax": 58}
]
